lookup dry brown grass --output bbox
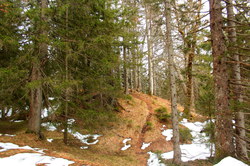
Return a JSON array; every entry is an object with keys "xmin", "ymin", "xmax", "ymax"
[
  {"xmin": 0, "ymin": 131, "xmax": 139, "ymax": 166},
  {"xmin": 0, "ymin": 92, "xmax": 206, "ymax": 166}
]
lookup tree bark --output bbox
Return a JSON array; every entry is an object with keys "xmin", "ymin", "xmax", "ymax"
[
  {"xmin": 145, "ymin": 4, "xmax": 154, "ymax": 95},
  {"xmin": 28, "ymin": 0, "xmax": 47, "ymax": 138},
  {"xmin": 63, "ymin": 2, "xmax": 69, "ymax": 145},
  {"xmin": 165, "ymin": 0, "xmax": 182, "ymax": 164},
  {"xmin": 226, "ymin": 0, "xmax": 248, "ymax": 160},
  {"xmin": 29, "ymin": 62, "xmax": 42, "ymax": 135},
  {"xmin": 209, "ymin": 0, "xmax": 235, "ymax": 159},
  {"xmin": 123, "ymin": 46, "xmax": 129, "ymax": 94}
]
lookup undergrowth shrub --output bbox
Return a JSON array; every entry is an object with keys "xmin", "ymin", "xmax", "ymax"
[
  {"xmin": 179, "ymin": 127, "xmax": 193, "ymax": 143},
  {"xmin": 76, "ymin": 109, "xmax": 117, "ymax": 132},
  {"xmin": 146, "ymin": 121, "xmax": 153, "ymax": 130},
  {"xmin": 155, "ymin": 107, "xmax": 171, "ymax": 123},
  {"xmin": 202, "ymin": 121, "xmax": 215, "ymax": 143}
]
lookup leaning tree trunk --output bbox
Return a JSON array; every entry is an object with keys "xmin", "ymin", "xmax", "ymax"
[
  {"xmin": 226, "ymin": 0, "xmax": 248, "ymax": 160},
  {"xmin": 28, "ymin": 0, "xmax": 47, "ymax": 138},
  {"xmin": 209, "ymin": 0, "xmax": 235, "ymax": 159},
  {"xmin": 165, "ymin": 0, "xmax": 182, "ymax": 164}
]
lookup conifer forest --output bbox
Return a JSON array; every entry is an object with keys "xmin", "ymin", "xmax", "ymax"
[{"xmin": 0, "ymin": 0, "xmax": 249, "ymax": 165}]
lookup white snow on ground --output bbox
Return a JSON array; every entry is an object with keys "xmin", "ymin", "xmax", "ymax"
[
  {"xmin": 148, "ymin": 118, "xmax": 214, "ymax": 165},
  {"xmin": 0, "ymin": 134, "xmax": 16, "ymax": 137},
  {"xmin": 41, "ymin": 120, "xmax": 101, "ymax": 149},
  {"xmin": 47, "ymin": 139, "xmax": 53, "ymax": 143},
  {"xmin": 69, "ymin": 130, "xmax": 101, "ymax": 145},
  {"xmin": 161, "ymin": 129, "xmax": 173, "ymax": 141},
  {"xmin": 13, "ymin": 120, "xmax": 24, "ymax": 123},
  {"xmin": 147, "ymin": 152, "xmax": 165, "ymax": 166},
  {"xmin": 41, "ymin": 103, "xmax": 59, "ymax": 118},
  {"xmin": 141, "ymin": 142, "xmax": 151, "ymax": 150},
  {"xmin": 162, "ymin": 143, "xmax": 212, "ymax": 162},
  {"xmin": 161, "ymin": 119, "xmax": 213, "ymax": 162},
  {"xmin": 80, "ymin": 146, "xmax": 88, "ymax": 149},
  {"xmin": 41, "ymin": 122, "xmax": 57, "ymax": 131},
  {"xmin": 0, "ymin": 153, "xmax": 74, "ymax": 166},
  {"xmin": 0, "ymin": 142, "xmax": 74, "ymax": 165},
  {"xmin": 121, "ymin": 138, "xmax": 131, "ymax": 151},
  {"xmin": 0, "ymin": 142, "xmax": 39, "ymax": 153},
  {"xmin": 48, "ymin": 97, "xmax": 54, "ymax": 100},
  {"xmin": 42, "ymin": 108, "xmax": 49, "ymax": 118},
  {"xmin": 214, "ymin": 156, "xmax": 248, "ymax": 166},
  {"xmin": 67, "ymin": 119, "xmax": 75, "ymax": 125}
]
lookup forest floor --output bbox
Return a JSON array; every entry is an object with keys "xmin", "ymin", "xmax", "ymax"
[{"xmin": 0, "ymin": 92, "xmax": 246, "ymax": 166}]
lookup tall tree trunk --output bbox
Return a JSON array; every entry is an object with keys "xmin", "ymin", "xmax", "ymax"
[
  {"xmin": 226, "ymin": 0, "xmax": 248, "ymax": 160},
  {"xmin": 133, "ymin": 50, "xmax": 138, "ymax": 91},
  {"xmin": 28, "ymin": 0, "xmax": 47, "ymax": 138},
  {"xmin": 165, "ymin": 0, "xmax": 182, "ymax": 164},
  {"xmin": 123, "ymin": 46, "xmax": 129, "ymax": 94},
  {"xmin": 153, "ymin": 62, "xmax": 157, "ymax": 95},
  {"xmin": 184, "ymin": 52, "xmax": 194, "ymax": 118},
  {"xmin": 209, "ymin": 0, "xmax": 235, "ymax": 159},
  {"xmin": 29, "ymin": 62, "xmax": 42, "ymax": 135},
  {"xmin": 137, "ymin": 49, "xmax": 142, "ymax": 92},
  {"xmin": 145, "ymin": 4, "xmax": 154, "ymax": 95},
  {"xmin": 63, "ymin": 3, "xmax": 69, "ymax": 145},
  {"xmin": 174, "ymin": 63, "xmax": 187, "ymax": 95}
]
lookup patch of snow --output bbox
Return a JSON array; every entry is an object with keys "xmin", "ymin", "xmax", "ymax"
[
  {"xmin": 141, "ymin": 142, "xmax": 151, "ymax": 150},
  {"xmin": 41, "ymin": 122, "xmax": 57, "ymax": 131},
  {"xmin": 7, "ymin": 109, "xmax": 12, "ymax": 117},
  {"xmin": 160, "ymin": 125, "xmax": 166, "ymax": 130},
  {"xmin": 214, "ymin": 156, "xmax": 248, "ymax": 166},
  {"xmin": 41, "ymin": 108, "xmax": 49, "ymax": 118},
  {"xmin": 47, "ymin": 139, "xmax": 53, "ymax": 143},
  {"xmin": 180, "ymin": 119, "xmax": 208, "ymax": 143},
  {"xmin": 162, "ymin": 143, "xmax": 213, "ymax": 162},
  {"xmin": 13, "ymin": 120, "xmax": 24, "ymax": 123},
  {"xmin": 69, "ymin": 130, "xmax": 101, "ymax": 145},
  {"xmin": 162, "ymin": 129, "xmax": 173, "ymax": 141},
  {"xmin": 121, "ymin": 138, "xmax": 131, "ymax": 151},
  {"xmin": 0, "ymin": 134, "xmax": 16, "ymax": 137},
  {"xmin": 161, "ymin": 119, "xmax": 214, "ymax": 162},
  {"xmin": 80, "ymin": 146, "xmax": 88, "ymax": 149},
  {"xmin": 0, "ymin": 142, "xmax": 42, "ymax": 153},
  {"xmin": 48, "ymin": 97, "xmax": 54, "ymax": 100},
  {"xmin": 0, "ymin": 153, "xmax": 74, "ymax": 166},
  {"xmin": 148, "ymin": 119, "xmax": 215, "ymax": 165},
  {"xmin": 41, "ymin": 104, "xmax": 59, "ymax": 118},
  {"xmin": 147, "ymin": 152, "xmax": 166, "ymax": 166},
  {"xmin": 68, "ymin": 119, "xmax": 75, "ymax": 125}
]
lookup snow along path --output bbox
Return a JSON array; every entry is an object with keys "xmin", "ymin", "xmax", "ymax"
[
  {"xmin": 141, "ymin": 142, "xmax": 151, "ymax": 150},
  {"xmin": 0, "ymin": 142, "xmax": 74, "ymax": 166},
  {"xmin": 148, "ymin": 119, "xmax": 214, "ymax": 165},
  {"xmin": 162, "ymin": 119, "xmax": 213, "ymax": 162}
]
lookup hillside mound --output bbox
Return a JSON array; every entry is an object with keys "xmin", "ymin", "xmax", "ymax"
[{"xmin": 0, "ymin": 92, "xmax": 202, "ymax": 166}]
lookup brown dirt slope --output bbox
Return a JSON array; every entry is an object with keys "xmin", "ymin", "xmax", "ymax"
[{"xmin": 0, "ymin": 91, "xmax": 203, "ymax": 166}]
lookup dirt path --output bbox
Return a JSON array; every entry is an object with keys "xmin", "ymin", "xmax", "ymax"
[{"xmin": 131, "ymin": 93, "xmax": 156, "ymax": 166}]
